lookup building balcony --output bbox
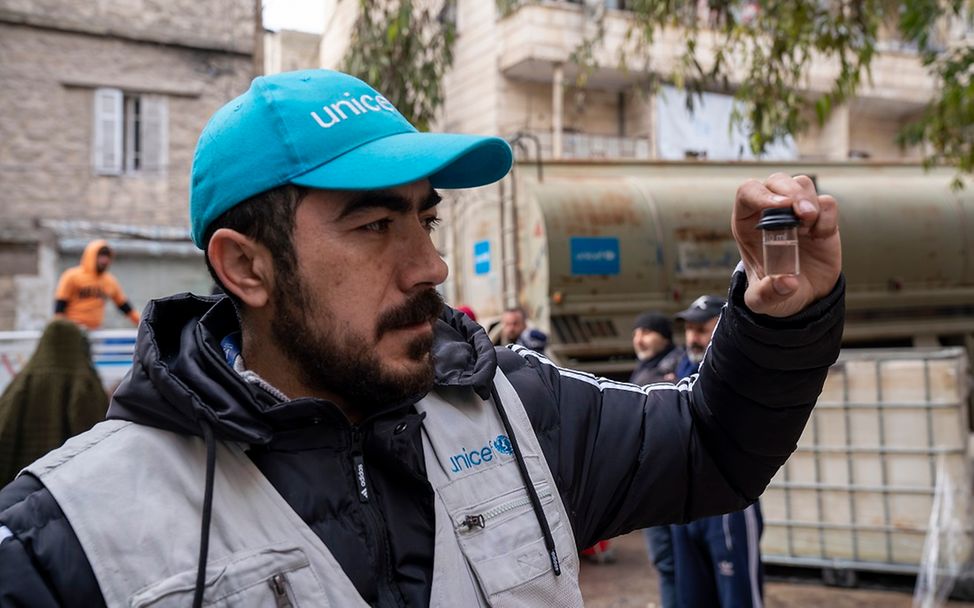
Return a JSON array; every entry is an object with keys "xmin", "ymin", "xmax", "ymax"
[
  {"xmin": 496, "ymin": 1, "xmax": 661, "ymax": 90},
  {"xmin": 496, "ymin": 1, "xmax": 934, "ymax": 106},
  {"xmin": 524, "ymin": 130, "xmax": 651, "ymax": 160}
]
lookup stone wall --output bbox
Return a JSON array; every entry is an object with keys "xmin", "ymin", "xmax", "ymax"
[
  {"xmin": 265, "ymin": 29, "xmax": 321, "ymax": 75},
  {"xmin": 0, "ymin": 3, "xmax": 254, "ymax": 229},
  {"xmin": 0, "ymin": 0, "xmax": 254, "ymax": 329},
  {"xmin": 0, "ymin": 0, "xmax": 254, "ymax": 54}
]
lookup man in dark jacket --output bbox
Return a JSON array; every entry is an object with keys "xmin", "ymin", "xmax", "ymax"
[
  {"xmin": 0, "ymin": 69, "xmax": 844, "ymax": 607},
  {"xmin": 629, "ymin": 311, "xmax": 682, "ymax": 602},
  {"xmin": 670, "ymin": 293, "xmax": 765, "ymax": 607},
  {"xmin": 496, "ymin": 306, "xmax": 548, "ymax": 353},
  {"xmin": 674, "ymin": 294, "xmax": 726, "ymax": 380},
  {"xmin": 630, "ymin": 311, "xmax": 682, "ymax": 386}
]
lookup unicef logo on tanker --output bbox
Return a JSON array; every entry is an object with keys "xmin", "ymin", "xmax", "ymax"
[
  {"xmin": 574, "ymin": 250, "xmax": 616, "ymax": 262},
  {"xmin": 570, "ymin": 236, "xmax": 621, "ymax": 276},
  {"xmin": 448, "ymin": 435, "xmax": 513, "ymax": 473}
]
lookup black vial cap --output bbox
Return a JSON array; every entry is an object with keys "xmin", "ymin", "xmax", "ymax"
[{"xmin": 756, "ymin": 207, "xmax": 800, "ymax": 230}]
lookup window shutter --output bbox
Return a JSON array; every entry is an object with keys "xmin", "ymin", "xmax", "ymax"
[
  {"xmin": 93, "ymin": 88, "xmax": 123, "ymax": 175},
  {"xmin": 140, "ymin": 94, "xmax": 169, "ymax": 176},
  {"xmin": 125, "ymin": 95, "xmax": 138, "ymax": 173}
]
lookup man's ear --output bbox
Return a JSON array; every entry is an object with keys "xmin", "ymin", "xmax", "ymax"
[{"xmin": 207, "ymin": 229, "xmax": 273, "ymax": 308}]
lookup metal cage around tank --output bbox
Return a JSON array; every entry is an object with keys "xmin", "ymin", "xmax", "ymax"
[{"xmin": 761, "ymin": 347, "xmax": 972, "ymax": 575}]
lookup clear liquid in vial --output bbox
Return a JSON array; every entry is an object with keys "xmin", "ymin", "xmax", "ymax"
[{"xmin": 763, "ymin": 238, "xmax": 799, "ymax": 277}]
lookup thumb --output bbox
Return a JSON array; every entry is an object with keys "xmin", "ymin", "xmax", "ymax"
[{"xmin": 772, "ymin": 275, "xmax": 798, "ymax": 296}]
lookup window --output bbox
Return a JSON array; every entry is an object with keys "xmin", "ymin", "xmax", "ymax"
[{"xmin": 92, "ymin": 88, "xmax": 168, "ymax": 176}]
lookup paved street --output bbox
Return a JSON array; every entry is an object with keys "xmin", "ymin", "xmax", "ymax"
[{"xmin": 579, "ymin": 531, "xmax": 974, "ymax": 607}]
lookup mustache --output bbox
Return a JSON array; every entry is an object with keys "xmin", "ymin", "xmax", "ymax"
[{"xmin": 376, "ymin": 289, "xmax": 444, "ymax": 339}]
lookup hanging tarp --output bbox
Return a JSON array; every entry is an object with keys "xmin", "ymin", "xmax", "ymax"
[{"xmin": 656, "ymin": 85, "xmax": 798, "ymax": 161}]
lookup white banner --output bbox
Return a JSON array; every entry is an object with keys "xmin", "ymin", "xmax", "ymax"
[{"xmin": 656, "ymin": 85, "xmax": 798, "ymax": 161}]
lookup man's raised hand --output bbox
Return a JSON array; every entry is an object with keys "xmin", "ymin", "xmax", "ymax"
[{"xmin": 732, "ymin": 173, "xmax": 841, "ymax": 317}]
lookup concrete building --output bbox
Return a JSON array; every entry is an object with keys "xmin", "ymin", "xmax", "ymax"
[
  {"xmin": 0, "ymin": 0, "xmax": 256, "ymax": 329},
  {"xmin": 320, "ymin": 0, "xmax": 946, "ymax": 309},
  {"xmin": 264, "ymin": 28, "xmax": 322, "ymax": 75},
  {"xmin": 322, "ymin": 0, "xmax": 937, "ymax": 162},
  {"xmin": 319, "ymin": 1, "xmax": 960, "ymax": 306}
]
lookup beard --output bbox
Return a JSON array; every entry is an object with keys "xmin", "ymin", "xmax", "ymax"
[
  {"xmin": 269, "ymin": 266, "xmax": 443, "ymax": 410},
  {"xmin": 687, "ymin": 344, "xmax": 706, "ymax": 364}
]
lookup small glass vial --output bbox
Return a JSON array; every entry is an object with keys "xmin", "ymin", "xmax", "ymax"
[{"xmin": 756, "ymin": 207, "xmax": 800, "ymax": 277}]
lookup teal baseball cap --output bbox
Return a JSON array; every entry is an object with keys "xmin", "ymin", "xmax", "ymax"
[{"xmin": 190, "ymin": 69, "xmax": 513, "ymax": 248}]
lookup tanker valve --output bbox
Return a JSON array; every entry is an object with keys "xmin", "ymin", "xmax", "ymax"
[{"xmin": 756, "ymin": 207, "xmax": 800, "ymax": 278}]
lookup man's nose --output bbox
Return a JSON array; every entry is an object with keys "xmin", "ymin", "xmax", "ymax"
[{"xmin": 399, "ymin": 223, "xmax": 448, "ymax": 288}]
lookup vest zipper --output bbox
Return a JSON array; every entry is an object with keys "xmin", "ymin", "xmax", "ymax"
[
  {"xmin": 456, "ymin": 488, "xmax": 554, "ymax": 532},
  {"xmin": 269, "ymin": 573, "xmax": 294, "ymax": 608}
]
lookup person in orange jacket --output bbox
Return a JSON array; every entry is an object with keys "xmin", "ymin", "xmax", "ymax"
[{"xmin": 54, "ymin": 240, "xmax": 140, "ymax": 330}]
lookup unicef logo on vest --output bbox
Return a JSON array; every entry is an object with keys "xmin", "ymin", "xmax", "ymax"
[
  {"xmin": 492, "ymin": 435, "xmax": 513, "ymax": 455},
  {"xmin": 449, "ymin": 435, "xmax": 513, "ymax": 473}
]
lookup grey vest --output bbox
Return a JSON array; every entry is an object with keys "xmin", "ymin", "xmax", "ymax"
[{"xmin": 26, "ymin": 368, "xmax": 582, "ymax": 607}]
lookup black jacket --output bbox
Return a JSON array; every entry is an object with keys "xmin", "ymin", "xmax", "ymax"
[
  {"xmin": 0, "ymin": 270, "xmax": 845, "ymax": 607},
  {"xmin": 629, "ymin": 342, "xmax": 683, "ymax": 386}
]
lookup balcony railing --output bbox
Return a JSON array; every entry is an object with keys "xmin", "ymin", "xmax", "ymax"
[{"xmin": 529, "ymin": 131, "xmax": 652, "ymax": 160}]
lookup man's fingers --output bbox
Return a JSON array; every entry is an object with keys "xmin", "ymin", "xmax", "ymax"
[
  {"xmin": 744, "ymin": 275, "xmax": 800, "ymax": 313},
  {"xmin": 764, "ymin": 172, "xmax": 815, "ymax": 198},
  {"xmin": 761, "ymin": 173, "xmax": 823, "ymax": 231},
  {"xmin": 764, "ymin": 172, "xmax": 802, "ymax": 194},
  {"xmin": 793, "ymin": 174, "xmax": 816, "ymax": 191},
  {"xmin": 735, "ymin": 178, "xmax": 794, "ymax": 225},
  {"xmin": 772, "ymin": 275, "xmax": 800, "ymax": 295},
  {"xmin": 736, "ymin": 178, "xmax": 775, "ymax": 211},
  {"xmin": 807, "ymin": 194, "xmax": 839, "ymax": 239}
]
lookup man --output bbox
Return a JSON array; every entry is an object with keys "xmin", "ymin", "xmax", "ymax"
[
  {"xmin": 54, "ymin": 240, "xmax": 140, "ymax": 330},
  {"xmin": 630, "ymin": 311, "xmax": 683, "ymax": 607},
  {"xmin": 674, "ymin": 294, "xmax": 727, "ymax": 379},
  {"xmin": 0, "ymin": 69, "xmax": 844, "ymax": 607},
  {"xmin": 496, "ymin": 305, "xmax": 548, "ymax": 353},
  {"xmin": 630, "ymin": 311, "xmax": 683, "ymax": 386},
  {"xmin": 670, "ymin": 294, "xmax": 764, "ymax": 607}
]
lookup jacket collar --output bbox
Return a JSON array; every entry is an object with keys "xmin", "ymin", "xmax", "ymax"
[{"xmin": 108, "ymin": 293, "xmax": 498, "ymax": 445}]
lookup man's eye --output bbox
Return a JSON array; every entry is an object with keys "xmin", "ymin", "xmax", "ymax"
[
  {"xmin": 362, "ymin": 219, "xmax": 392, "ymax": 233},
  {"xmin": 423, "ymin": 216, "xmax": 442, "ymax": 232}
]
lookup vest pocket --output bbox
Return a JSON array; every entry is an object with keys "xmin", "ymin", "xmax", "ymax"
[
  {"xmin": 444, "ymin": 469, "xmax": 565, "ymax": 599},
  {"xmin": 129, "ymin": 544, "xmax": 326, "ymax": 608}
]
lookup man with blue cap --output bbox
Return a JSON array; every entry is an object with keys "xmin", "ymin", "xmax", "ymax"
[{"xmin": 0, "ymin": 70, "xmax": 845, "ymax": 607}]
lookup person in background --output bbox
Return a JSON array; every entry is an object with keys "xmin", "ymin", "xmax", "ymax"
[
  {"xmin": 0, "ymin": 320, "xmax": 108, "ymax": 483},
  {"xmin": 630, "ymin": 311, "xmax": 683, "ymax": 386},
  {"xmin": 670, "ymin": 294, "xmax": 765, "ymax": 608},
  {"xmin": 630, "ymin": 311, "xmax": 684, "ymax": 607},
  {"xmin": 674, "ymin": 295, "xmax": 726, "ymax": 380},
  {"xmin": 496, "ymin": 305, "xmax": 548, "ymax": 353},
  {"xmin": 54, "ymin": 240, "xmax": 140, "ymax": 330},
  {"xmin": 455, "ymin": 305, "xmax": 477, "ymax": 323}
]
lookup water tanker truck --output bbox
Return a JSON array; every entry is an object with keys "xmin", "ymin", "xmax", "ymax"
[{"xmin": 444, "ymin": 160, "xmax": 973, "ymax": 378}]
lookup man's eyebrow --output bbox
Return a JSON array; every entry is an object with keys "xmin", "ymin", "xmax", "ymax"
[
  {"xmin": 420, "ymin": 189, "xmax": 442, "ymax": 212},
  {"xmin": 336, "ymin": 188, "xmax": 442, "ymax": 220}
]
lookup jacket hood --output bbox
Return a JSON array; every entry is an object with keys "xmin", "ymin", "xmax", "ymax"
[
  {"xmin": 108, "ymin": 293, "xmax": 498, "ymax": 444},
  {"xmin": 80, "ymin": 239, "xmax": 111, "ymax": 274}
]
